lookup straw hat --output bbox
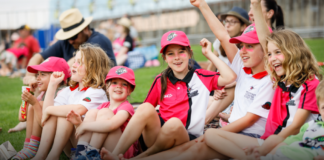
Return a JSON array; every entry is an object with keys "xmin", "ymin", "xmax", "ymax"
[
  {"xmin": 117, "ymin": 17, "xmax": 131, "ymax": 28},
  {"xmin": 55, "ymin": 8, "xmax": 93, "ymax": 40}
]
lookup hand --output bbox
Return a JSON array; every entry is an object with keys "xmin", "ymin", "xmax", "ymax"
[
  {"xmin": 21, "ymin": 91, "xmax": 37, "ymax": 105},
  {"xmin": 41, "ymin": 110, "xmax": 50, "ymax": 127},
  {"xmin": 190, "ymin": 0, "xmax": 205, "ymax": 8},
  {"xmin": 23, "ymin": 75, "xmax": 36, "ymax": 85},
  {"xmin": 213, "ymin": 89, "xmax": 227, "ymax": 100},
  {"xmin": 195, "ymin": 135, "xmax": 205, "ymax": 143},
  {"xmin": 75, "ymin": 124, "xmax": 86, "ymax": 139},
  {"xmin": 66, "ymin": 110, "xmax": 82, "ymax": 126},
  {"xmin": 49, "ymin": 71, "xmax": 65, "ymax": 86},
  {"xmin": 243, "ymin": 146, "xmax": 261, "ymax": 160},
  {"xmin": 219, "ymin": 112, "xmax": 230, "ymax": 123},
  {"xmin": 200, "ymin": 38, "xmax": 212, "ymax": 57},
  {"xmin": 29, "ymin": 81, "xmax": 38, "ymax": 92}
]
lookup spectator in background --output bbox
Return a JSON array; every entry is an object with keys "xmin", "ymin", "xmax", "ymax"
[
  {"xmin": 22, "ymin": 8, "xmax": 116, "ymax": 85},
  {"xmin": 12, "ymin": 25, "xmax": 40, "ymax": 74},
  {"xmin": 113, "ymin": 17, "xmax": 134, "ymax": 66},
  {"xmin": 0, "ymin": 43, "xmax": 28, "ymax": 76}
]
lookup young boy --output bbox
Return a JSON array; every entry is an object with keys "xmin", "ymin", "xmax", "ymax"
[{"xmin": 249, "ymin": 80, "xmax": 324, "ymax": 160}]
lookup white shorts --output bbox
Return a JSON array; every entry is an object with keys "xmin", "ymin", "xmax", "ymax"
[{"xmin": 257, "ymin": 138, "xmax": 265, "ymax": 146}]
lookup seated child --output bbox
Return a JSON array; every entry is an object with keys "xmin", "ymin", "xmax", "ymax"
[
  {"xmin": 248, "ymin": 80, "xmax": 324, "ymax": 160},
  {"xmin": 12, "ymin": 57, "xmax": 70, "ymax": 160},
  {"xmin": 32, "ymin": 43, "xmax": 111, "ymax": 160},
  {"xmin": 0, "ymin": 43, "xmax": 28, "ymax": 76},
  {"xmin": 66, "ymin": 66, "xmax": 137, "ymax": 159}
]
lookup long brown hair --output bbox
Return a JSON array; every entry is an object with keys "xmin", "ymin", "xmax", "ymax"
[
  {"xmin": 265, "ymin": 30, "xmax": 322, "ymax": 88},
  {"xmin": 160, "ymin": 46, "xmax": 193, "ymax": 101},
  {"xmin": 69, "ymin": 43, "xmax": 112, "ymax": 89}
]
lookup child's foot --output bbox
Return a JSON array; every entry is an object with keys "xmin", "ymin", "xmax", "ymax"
[
  {"xmin": 242, "ymin": 146, "xmax": 260, "ymax": 160},
  {"xmin": 66, "ymin": 110, "xmax": 82, "ymax": 125},
  {"xmin": 8, "ymin": 122, "xmax": 26, "ymax": 133},
  {"xmin": 100, "ymin": 147, "xmax": 120, "ymax": 160}
]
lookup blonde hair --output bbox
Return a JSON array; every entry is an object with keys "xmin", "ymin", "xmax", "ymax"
[
  {"xmin": 316, "ymin": 80, "xmax": 324, "ymax": 107},
  {"xmin": 69, "ymin": 43, "xmax": 112, "ymax": 89},
  {"xmin": 265, "ymin": 30, "xmax": 322, "ymax": 88}
]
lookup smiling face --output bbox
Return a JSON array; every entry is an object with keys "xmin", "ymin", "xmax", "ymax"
[
  {"xmin": 71, "ymin": 51, "xmax": 86, "ymax": 83},
  {"xmin": 240, "ymin": 43, "xmax": 264, "ymax": 68},
  {"xmin": 163, "ymin": 44, "xmax": 191, "ymax": 78},
  {"xmin": 267, "ymin": 41, "xmax": 285, "ymax": 77},
  {"xmin": 36, "ymin": 71, "xmax": 52, "ymax": 91},
  {"xmin": 107, "ymin": 78, "xmax": 131, "ymax": 101}
]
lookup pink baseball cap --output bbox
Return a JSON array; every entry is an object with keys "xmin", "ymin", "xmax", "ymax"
[
  {"xmin": 27, "ymin": 57, "xmax": 71, "ymax": 81},
  {"xmin": 105, "ymin": 66, "xmax": 136, "ymax": 88},
  {"xmin": 160, "ymin": 30, "xmax": 191, "ymax": 53},
  {"xmin": 229, "ymin": 23, "xmax": 273, "ymax": 44}
]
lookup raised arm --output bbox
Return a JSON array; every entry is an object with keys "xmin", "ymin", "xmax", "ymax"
[
  {"xmin": 251, "ymin": 0, "xmax": 271, "ymax": 53},
  {"xmin": 191, "ymin": 0, "xmax": 238, "ymax": 62},
  {"xmin": 43, "ymin": 72, "xmax": 65, "ymax": 112},
  {"xmin": 200, "ymin": 38, "xmax": 236, "ymax": 87}
]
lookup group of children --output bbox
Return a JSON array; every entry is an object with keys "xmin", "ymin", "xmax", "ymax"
[{"xmin": 10, "ymin": 0, "xmax": 324, "ymax": 160}]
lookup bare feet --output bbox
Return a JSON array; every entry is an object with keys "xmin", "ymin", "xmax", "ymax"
[
  {"xmin": 8, "ymin": 122, "xmax": 26, "ymax": 133},
  {"xmin": 100, "ymin": 147, "xmax": 122, "ymax": 160},
  {"xmin": 242, "ymin": 146, "xmax": 261, "ymax": 160},
  {"xmin": 66, "ymin": 110, "xmax": 82, "ymax": 125}
]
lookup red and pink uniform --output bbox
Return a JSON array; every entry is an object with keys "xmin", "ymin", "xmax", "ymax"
[{"xmin": 145, "ymin": 69, "xmax": 223, "ymax": 137}]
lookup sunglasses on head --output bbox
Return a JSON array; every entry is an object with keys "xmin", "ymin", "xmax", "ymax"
[{"xmin": 68, "ymin": 33, "xmax": 79, "ymax": 41}]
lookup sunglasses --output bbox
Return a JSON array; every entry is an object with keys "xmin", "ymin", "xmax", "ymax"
[{"xmin": 68, "ymin": 33, "xmax": 79, "ymax": 41}]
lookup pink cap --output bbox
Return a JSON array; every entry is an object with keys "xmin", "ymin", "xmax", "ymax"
[
  {"xmin": 229, "ymin": 23, "xmax": 273, "ymax": 44},
  {"xmin": 27, "ymin": 57, "xmax": 71, "ymax": 81},
  {"xmin": 160, "ymin": 30, "xmax": 191, "ymax": 53},
  {"xmin": 105, "ymin": 66, "xmax": 136, "ymax": 88}
]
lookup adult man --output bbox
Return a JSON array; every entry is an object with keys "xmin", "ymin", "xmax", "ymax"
[
  {"xmin": 23, "ymin": 8, "xmax": 116, "ymax": 85},
  {"xmin": 13, "ymin": 25, "xmax": 41, "ymax": 73}
]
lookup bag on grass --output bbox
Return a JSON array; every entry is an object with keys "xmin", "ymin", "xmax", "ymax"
[{"xmin": 0, "ymin": 141, "xmax": 17, "ymax": 160}]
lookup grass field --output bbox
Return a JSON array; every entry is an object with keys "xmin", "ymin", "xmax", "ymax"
[{"xmin": 0, "ymin": 39, "xmax": 324, "ymax": 159}]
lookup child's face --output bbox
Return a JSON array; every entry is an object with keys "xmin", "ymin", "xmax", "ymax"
[
  {"xmin": 240, "ymin": 43, "xmax": 264, "ymax": 68},
  {"xmin": 71, "ymin": 51, "xmax": 86, "ymax": 83},
  {"xmin": 319, "ymin": 99, "xmax": 324, "ymax": 120},
  {"xmin": 107, "ymin": 78, "xmax": 131, "ymax": 101},
  {"xmin": 36, "ymin": 71, "xmax": 52, "ymax": 92},
  {"xmin": 267, "ymin": 41, "xmax": 285, "ymax": 77},
  {"xmin": 163, "ymin": 44, "xmax": 191, "ymax": 76}
]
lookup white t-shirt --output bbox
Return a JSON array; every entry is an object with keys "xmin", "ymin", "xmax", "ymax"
[
  {"xmin": 213, "ymin": 39, "xmax": 230, "ymax": 65},
  {"xmin": 228, "ymin": 50, "xmax": 275, "ymax": 136},
  {"xmin": 54, "ymin": 85, "xmax": 108, "ymax": 113}
]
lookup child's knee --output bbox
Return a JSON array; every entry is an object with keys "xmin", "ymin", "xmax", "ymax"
[
  {"xmin": 136, "ymin": 103, "xmax": 157, "ymax": 118},
  {"xmin": 84, "ymin": 109, "xmax": 99, "ymax": 120},
  {"xmin": 161, "ymin": 118, "xmax": 184, "ymax": 135}
]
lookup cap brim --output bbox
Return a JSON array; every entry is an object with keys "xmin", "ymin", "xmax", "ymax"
[
  {"xmin": 160, "ymin": 42, "xmax": 191, "ymax": 53},
  {"xmin": 27, "ymin": 65, "xmax": 54, "ymax": 73},
  {"xmin": 221, "ymin": 12, "xmax": 251, "ymax": 25},
  {"xmin": 55, "ymin": 17, "xmax": 93, "ymax": 40},
  {"xmin": 229, "ymin": 35, "xmax": 259, "ymax": 44},
  {"xmin": 105, "ymin": 76, "xmax": 136, "ymax": 88}
]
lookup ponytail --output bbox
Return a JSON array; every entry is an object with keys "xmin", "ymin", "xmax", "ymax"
[
  {"xmin": 263, "ymin": 0, "xmax": 285, "ymax": 29},
  {"xmin": 160, "ymin": 46, "xmax": 194, "ymax": 101}
]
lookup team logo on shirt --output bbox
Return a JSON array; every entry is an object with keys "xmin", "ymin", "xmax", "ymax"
[
  {"xmin": 41, "ymin": 58, "xmax": 50, "ymax": 64},
  {"xmin": 286, "ymin": 99, "xmax": 296, "ymax": 106},
  {"xmin": 167, "ymin": 33, "xmax": 177, "ymax": 41},
  {"xmin": 243, "ymin": 25, "xmax": 255, "ymax": 34},
  {"xmin": 262, "ymin": 102, "xmax": 271, "ymax": 110},
  {"xmin": 83, "ymin": 97, "xmax": 91, "ymax": 102},
  {"xmin": 164, "ymin": 94, "xmax": 173, "ymax": 98},
  {"xmin": 116, "ymin": 67, "xmax": 127, "ymax": 75},
  {"xmin": 250, "ymin": 86, "xmax": 254, "ymax": 90}
]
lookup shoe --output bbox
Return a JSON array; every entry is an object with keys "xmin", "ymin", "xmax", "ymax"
[{"xmin": 85, "ymin": 149, "xmax": 101, "ymax": 160}]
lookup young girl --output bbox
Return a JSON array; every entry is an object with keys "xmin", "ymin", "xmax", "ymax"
[
  {"xmin": 162, "ymin": 0, "xmax": 321, "ymax": 159},
  {"xmin": 65, "ymin": 66, "xmax": 137, "ymax": 159},
  {"xmin": 101, "ymin": 30, "xmax": 236, "ymax": 160},
  {"xmin": 12, "ymin": 57, "xmax": 70, "ymax": 160},
  {"xmin": 32, "ymin": 43, "xmax": 111, "ymax": 160}
]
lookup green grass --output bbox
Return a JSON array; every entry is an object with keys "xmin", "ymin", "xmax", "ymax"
[{"xmin": 0, "ymin": 39, "xmax": 323, "ymax": 159}]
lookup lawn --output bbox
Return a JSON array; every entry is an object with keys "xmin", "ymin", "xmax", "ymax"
[{"xmin": 0, "ymin": 39, "xmax": 323, "ymax": 159}]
